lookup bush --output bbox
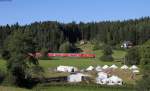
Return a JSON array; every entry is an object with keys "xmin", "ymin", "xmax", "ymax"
[
  {"xmin": 93, "ymin": 43, "xmax": 101, "ymax": 50},
  {"xmin": 59, "ymin": 42, "xmax": 73, "ymax": 53},
  {"xmin": 136, "ymin": 76, "xmax": 150, "ymax": 91},
  {"xmin": 125, "ymin": 47, "xmax": 140, "ymax": 65},
  {"xmin": 39, "ymin": 48, "xmax": 50, "ymax": 60},
  {"xmin": 100, "ymin": 45, "xmax": 114, "ymax": 61},
  {"xmin": 59, "ymin": 42, "xmax": 81, "ymax": 53},
  {"xmin": 0, "ymin": 70, "xmax": 5, "ymax": 84},
  {"xmin": 100, "ymin": 55, "xmax": 114, "ymax": 61}
]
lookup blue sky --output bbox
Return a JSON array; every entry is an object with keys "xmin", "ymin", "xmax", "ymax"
[{"xmin": 0, "ymin": 0, "xmax": 150, "ymax": 25}]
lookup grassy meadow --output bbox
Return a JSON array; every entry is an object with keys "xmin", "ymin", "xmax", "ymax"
[
  {"xmin": 0, "ymin": 44, "xmax": 139, "ymax": 91},
  {"xmin": 0, "ymin": 85, "xmax": 135, "ymax": 91}
]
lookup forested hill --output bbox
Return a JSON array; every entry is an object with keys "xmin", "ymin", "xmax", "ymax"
[{"xmin": 0, "ymin": 17, "xmax": 150, "ymax": 52}]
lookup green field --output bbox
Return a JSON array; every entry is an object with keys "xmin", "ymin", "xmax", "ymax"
[
  {"xmin": 0, "ymin": 49, "xmax": 138, "ymax": 91},
  {"xmin": 0, "ymin": 85, "xmax": 135, "ymax": 91},
  {"xmin": 35, "ymin": 85, "xmax": 135, "ymax": 91},
  {"xmin": 39, "ymin": 49, "xmax": 126, "ymax": 69}
]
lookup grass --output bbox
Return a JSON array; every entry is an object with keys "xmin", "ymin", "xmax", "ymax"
[
  {"xmin": 0, "ymin": 60, "xmax": 6, "ymax": 70},
  {"xmin": 34, "ymin": 85, "xmax": 135, "ymax": 91},
  {"xmin": 0, "ymin": 49, "xmax": 140, "ymax": 84},
  {"xmin": 0, "ymin": 44, "xmax": 138, "ymax": 91},
  {"xmin": 0, "ymin": 86, "xmax": 31, "ymax": 91},
  {"xmin": 39, "ymin": 58, "xmax": 120, "ymax": 69},
  {"xmin": 0, "ymin": 85, "xmax": 135, "ymax": 91}
]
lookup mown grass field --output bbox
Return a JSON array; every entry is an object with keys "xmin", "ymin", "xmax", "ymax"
[
  {"xmin": 0, "ymin": 86, "xmax": 31, "ymax": 91},
  {"xmin": 39, "ymin": 49, "xmax": 126, "ymax": 69},
  {"xmin": 0, "ymin": 85, "xmax": 135, "ymax": 91},
  {"xmin": 0, "ymin": 44, "xmax": 138, "ymax": 91},
  {"xmin": 35, "ymin": 85, "xmax": 135, "ymax": 91}
]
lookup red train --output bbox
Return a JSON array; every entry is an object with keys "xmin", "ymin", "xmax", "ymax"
[{"xmin": 47, "ymin": 53, "xmax": 96, "ymax": 58}]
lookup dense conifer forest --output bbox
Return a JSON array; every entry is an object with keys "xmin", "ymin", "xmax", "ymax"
[{"xmin": 0, "ymin": 17, "xmax": 150, "ymax": 52}]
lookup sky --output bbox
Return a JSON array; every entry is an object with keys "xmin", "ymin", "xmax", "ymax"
[{"xmin": 0, "ymin": 0, "xmax": 150, "ymax": 25}]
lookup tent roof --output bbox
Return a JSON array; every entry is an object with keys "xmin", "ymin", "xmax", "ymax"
[
  {"xmin": 121, "ymin": 65, "xmax": 128, "ymax": 69},
  {"xmin": 86, "ymin": 66, "xmax": 94, "ymax": 71},
  {"xmin": 110, "ymin": 64, "xmax": 118, "ymax": 69},
  {"xmin": 109, "ymin": 75, "xmax": 122, "ymax": 81},
  {"xmin": 102, "ymin": 65, "xmax": 109, "ymax": 69},
  {"xmin": 130, "ymin": 65, "xmax": 138, "ymax": 70}
]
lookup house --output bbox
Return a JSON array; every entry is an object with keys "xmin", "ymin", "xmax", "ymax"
[
  {"xmin": 56, "ymin": 65, "xmax": 78, "ymax": 72},
  {"xmin": 121, "ymin": 41, "xmax": 133, "ymax": 49}
]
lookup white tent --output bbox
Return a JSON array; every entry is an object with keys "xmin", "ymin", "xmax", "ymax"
[
  {"xmin": 56, "ymin": 65, "xmax": 78, "ymax": 72},
  {"xmin": 96, "ymin": 77, "xmax": 109, "ymax": 85},
  {"xmin": 95, "ymin": 66, "xmax": 102, "ymax": 72},
  {"xmin": 129, "ymin": 65, "xmax": 138, "ymax": 70},
  {"xmin": 110, "ymin": 64, "xmax": 118, "ymax": 69},
  {"xmin": 120, "ymin": 65, "xmax": 128, "ymax": 70},
  {"xmin": 68, "ymin": 73, "xmax": 88, "ymax": 82},
  {"xmin": 133, "ymin": 70, "xmax": 140, "ymax": 73},
  {"xmin": 86, "ymin": 66, "xmax": 94, "ymax": 71},
  {"xmin": 107, "ymin": 75, "xmax": 123, "ymax": 85},
  {"xmin": 102, "ymin": 65, "xmax": 109, "ymax": 69},
  {"xmin": 97, "ymin": 72, "xmax": 108, "ymax": 79},
  {"xmin": 96, "ymin": 72, "xmax": 108, "ymax": 84}
]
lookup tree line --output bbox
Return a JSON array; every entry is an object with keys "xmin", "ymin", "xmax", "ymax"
[{"xmin": 0, "ymin": 17, "xmax": 150, "ymax": 53}]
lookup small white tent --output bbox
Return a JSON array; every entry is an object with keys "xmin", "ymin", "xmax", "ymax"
[
  {"xmin": 68, "ymin": 73, "xmax": 88, "ymax": 82},
  {"xmin": 107, "ymin": 75, "xmax": 123, "ymax": 85},
  {"xmin": 129, "ymin": 65, "xmax": 138, "ymax": 70},
  {"xmin": 56, "ymin": 65, "xmax": 78, "ymax": 72},
  {"xmin": 133, "ymin": 70, "xmax": 140, "ymax": 73},
  {"xmin": 110, "ymin": 64, "xmax": 118, "ymax": 69},
  {"xmin": 95, "ymin": 66, "xmax": 102, "ymax": 72},
  {"xmin": 102, "ymin": 65, "xmax": 109, "ymax": 69},
  {"xmin": 86, "ymin": 66, "xmax": 94, "ymax": 71},
  {"xmin": 120, "ymin": 65, "xmax": 128, "ymax": 70},
  {"xmin": 96, "ymin": 78, "xmax": 109, "ymax": 85},
  {"xmin": 97, "ymin": 72, "xmax": 108, "ymax": 79},
  {"xmin": 96, "ymin": 72, "xmax": 108, "ymax": 84}
]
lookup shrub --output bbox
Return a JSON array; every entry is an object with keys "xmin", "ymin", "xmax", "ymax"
[
  {"xmin": 59, "ymin": 42, "xmax": 73, "ymax": 53},
  {"xmin": 100, "ymin": 45, "xmax": 114, "ymax": 61},
  {"xmin": 125, "ymin": 46, "xmax": 140, "ymax": 65},
  {"xmin": 59, "ymin": 42, "xmax": 81, "ymax": 53},
  {"xmin": 100, "ymin": 55, "xmax": 114, "ymax": 61},
  {"xmin": 0, "ymin": 70, "xmax": 5, "ymax": 84}
]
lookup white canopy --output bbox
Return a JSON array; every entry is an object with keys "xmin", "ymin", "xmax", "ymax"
[
  {"xmin": 107, "ymin": 75, "xmax": 122, "ymax": 85},
  {"xmin": 102, "ymin": 65, "xmax": 109, "ymax": 69},
  {"xmin": 110, "ymin": 64, "xmax": 118, "ymax": 69},
  {"xmin": 96, "ymin": 77, "xmax": 109, "ymax": 84},
  {"xmin": 97, "ymin": 72, "xmax": 108, "ymax": 79},
  {"xmin": 68, "ymin": 73, "xmax": 89, "ymax": 82},
  {"xmin": 133, "ymin": 70, "xmax": 140, "ymax": 73},
  {"xmin": 96, "ymin": 72, "xmax": 108, "ymax": 85},
  {"xmin": 95, "ymin": 66, "xmax": 102, "ymax": 72},
  {"xmin": 96, "ymin": 75, "xmax": 123, "ymax": 85},
  {"xmin": 129, "ymin": 65, "xmax": 138, "ymax": 70},
  {"xmin": 57, "ymin": 65, "xmax": 78, "ymax": 72},
  {"xmin": 86, "ymin": 66, "xmax": 94, "ymax": 71},
  {"xmin": 120, "ymin": 65, "xmax": 128, "ymax": 70}
]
